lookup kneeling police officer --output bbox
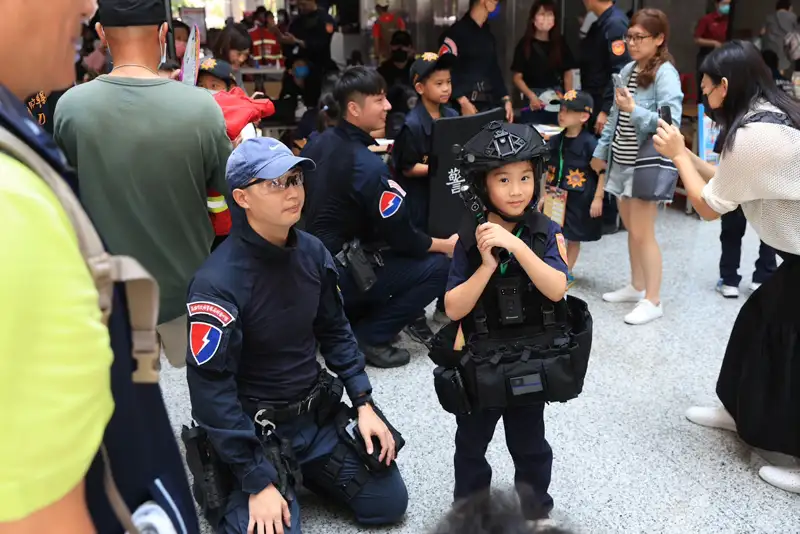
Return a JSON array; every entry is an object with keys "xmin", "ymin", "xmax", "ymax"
[
  {"xmin": 429, "ymin": 121, "xmax": 592, "ymax": 521},
  {"xmin": 184, "ymin": 138, "xmax": 408, "ymax": 534}
]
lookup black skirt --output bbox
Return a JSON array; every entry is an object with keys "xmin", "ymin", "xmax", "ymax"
[
  {"xmin": 716, "ymin": 252, "xmax": 800, "ymax": 457},
  {"xmin": 562, "ymin": 188, "xmax": 603, "ymax": 243}
]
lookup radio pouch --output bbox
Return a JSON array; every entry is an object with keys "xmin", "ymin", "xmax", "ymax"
[
  {"xmin": 334, "ymin": 405, "xmax": 405, "ymax": 473},
  {"xmin": 181, "ymin": 423, "xmax": 234, "ymax": 526}
]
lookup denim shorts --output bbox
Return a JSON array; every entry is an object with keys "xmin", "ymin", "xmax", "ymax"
[{"xmin": 604, "ymin": 162, "xmax": 635, "ymax": 198}]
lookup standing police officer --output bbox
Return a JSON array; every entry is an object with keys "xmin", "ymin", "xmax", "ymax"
[
  {"xmin": 438, "ymin": 0, "xmax": 514, "ymax": 122},
  {"xmin": 186, "ymin": 138, "xmax": 408, "ymax": 534},
  {"xmin": 578, "ymin": 0, "xmax": 631, "ymax": 135},
  {"xmin": 302, "ymin": 67, "xmax": 455, "ymax": 368},
  {"xmin": 285, "ymin": 0, "xmax": 337, "ymax": 74}
]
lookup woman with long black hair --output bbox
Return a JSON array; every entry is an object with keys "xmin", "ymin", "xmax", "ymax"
[
  {"xmin": 511, "ymin": 0, "xmax": 575, "ymax": 125},
  {"xmin": 654, "ymin": 41, "xmax": 800, "ymax": 494}
]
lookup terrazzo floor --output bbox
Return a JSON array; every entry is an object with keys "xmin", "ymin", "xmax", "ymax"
[{"xmin": 159, "ymin": 207, "xmax": 800, "ymax": 534}]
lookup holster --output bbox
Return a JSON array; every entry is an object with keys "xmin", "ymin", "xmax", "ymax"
[
  {"xmin": 181, "ymin": 423, "xmax": 234, "ymax": 526},
  {"xmin": 433, "ymin": 366, "xmax": 472, "ymax": 415},
  {"xmin": 258, "ymin": 431, "xmax": 302, "ymax": 500},
  {"xmin": 336, "ymin": 239, "xmax": 379, "ymax": 293},
  {"xmin": 334, "ymin": 405, "xmax": 405, "ymax": 474}
]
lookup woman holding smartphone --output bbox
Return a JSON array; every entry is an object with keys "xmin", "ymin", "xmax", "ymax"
[{"xmin": 590, "ymin": 8, "xmax": 683, "ymax": 325}]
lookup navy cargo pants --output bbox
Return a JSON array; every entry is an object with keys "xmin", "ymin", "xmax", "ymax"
[
  {"xmin": 719, "ymin": 207, "xmax": 777, "ymax": 286},
  {"xmin": 454, "ymin": 403, "xmax": 553, "ymax": 520},
  {"xmin": 219, "ymin": 411, "xmax": 408, "ymax": 533},
  {"xmin": 337, "ymin": 251, "xmax": 450, "ymax": 346}
]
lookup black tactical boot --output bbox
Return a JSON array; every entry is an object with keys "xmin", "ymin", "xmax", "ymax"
[
  {"xmin": 359, "ymin": 342, "xmax": 411, "ymax": 368},
  {"xmin": 403, "ymin": 315, "xmax": 434, "ymax": 347}
]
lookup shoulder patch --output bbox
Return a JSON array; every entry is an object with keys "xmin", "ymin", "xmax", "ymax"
[
  {"xmin": 611, "ymin": 40, "xmax": 626, "ymax": 56},
  {"xmin": 555, "ymin": 233, "xmax": 568, "ymax": 263},
  {"xmin": 387, "ymin": 179, "xmax": 407, "ymax": 197},
  {"xmin": 190, "ymin": 322, "xmax": 223, "ymax": 365},
  {"xmin": 187, "ymin": 301, "xmax": 235, "ymax": 326},
  {"xmin": 379, "ymin": 191, "xmax": 403, "ymax": 218},
  {"xmin": 439, "ymin": 37, "xmax": 458, "ymax": 57}
]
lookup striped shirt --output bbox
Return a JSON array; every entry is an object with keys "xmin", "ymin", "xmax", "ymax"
[{"xmin": 612, "ymin": 69, "xmax": 639, "ymax": 166}]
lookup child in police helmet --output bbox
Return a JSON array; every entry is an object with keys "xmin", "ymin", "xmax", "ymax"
[
  {"xmin": 542, "ymin": 90, "xmax": 604, "ymax": 286},
  {"xmin": 443, "ymin": 121, "xmax": 571, "ymax": 523}
]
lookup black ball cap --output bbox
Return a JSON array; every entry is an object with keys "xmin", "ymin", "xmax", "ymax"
[{"xmin": 98, "ymin": 0, "xmax": 167, "ymax": 28}]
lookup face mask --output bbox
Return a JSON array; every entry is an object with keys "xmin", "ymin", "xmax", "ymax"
[
  {"xmin": 175, "ymin": 40, "xmax": 187, "ymax": 59},
  {"xmin": 718, "ymin": 4, "xmax": 730, "ymax": 15},
  {"xmin": 391, "ymin": 49, "xmax": 408, "ymax": 62},
  {"xmin": 294, "ymin": 65, "xmax": 310, "ymax": 79},
  {"xmin": 702, "ymin": 93, "xmax": 720, "ymax": 123}
]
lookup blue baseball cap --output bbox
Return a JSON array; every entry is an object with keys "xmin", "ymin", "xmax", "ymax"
[{"xmin": 226, "ymin": 137, "xmax": 316, "ymax": 190}]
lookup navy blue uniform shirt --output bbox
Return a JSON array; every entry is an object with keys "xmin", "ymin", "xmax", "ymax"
[
  {"xmin": 185, "ymin": 219, "xmax": 372, "ymax": 495},
  {"xmin": 577, "ymin": 5, "xmax": 630, "ymax": 115},
  {"xmin": 304, "ymin": 120, "xmax": 433, "ymax": 256},
  {"xmin": 392, "ymin": 101, "xmax": 459, "ymax": 225},
  {"xmin": 439, "ymin": 14, "xmax": 508, "ymax": 102},
  {"xmin": 446, "ymin": 218, "xmax": 568, "ymax": 293},
  {"xmin": 288, "ymin": 9, "xmax": 336, "ymax": 70}
]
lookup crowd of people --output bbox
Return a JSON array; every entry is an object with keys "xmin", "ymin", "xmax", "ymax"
[{"xmin": 2, "ymin": 0, "xmax": 800, "ymax": 533}]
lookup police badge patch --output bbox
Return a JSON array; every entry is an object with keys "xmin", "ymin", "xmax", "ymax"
[{"xmin": 190, "ymin": 322, "xmax": 223, "ymax": 365}]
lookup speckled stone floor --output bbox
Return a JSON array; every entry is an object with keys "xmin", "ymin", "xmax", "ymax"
[{"xmin": 159, "ymin": 207, "xmax": 800, "ymax": 534}]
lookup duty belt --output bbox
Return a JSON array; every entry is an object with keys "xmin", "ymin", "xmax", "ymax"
[
  {"xmin": 242, "ymin": 371, "xmax": 331, "ymax": 424},
  {"xmin": 470, "ymin": 81, "xmax": 493, "ymax": 103}
]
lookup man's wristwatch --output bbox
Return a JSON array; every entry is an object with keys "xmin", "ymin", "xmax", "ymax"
[{"xmin": 501, "ymin": 96, "xmax": 511, "ymax": 103}]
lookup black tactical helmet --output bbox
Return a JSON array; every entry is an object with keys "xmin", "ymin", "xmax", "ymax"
[{"xmin": 455, "ymin": 120, "xmax": 549, "ymax": 222}]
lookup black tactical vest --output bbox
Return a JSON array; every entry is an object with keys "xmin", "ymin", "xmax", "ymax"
[{"xmin": 457, "ymin": 211, "xmax": 569, "ymax": 345}]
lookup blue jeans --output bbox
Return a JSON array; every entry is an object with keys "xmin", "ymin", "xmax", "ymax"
[
  {"xmin": 337, "ymin": 252, "xmax": 450, "ymax": 345},
  {"xmin": 219, "ymin": 412, "xmax": 408, "ymax": 533}
]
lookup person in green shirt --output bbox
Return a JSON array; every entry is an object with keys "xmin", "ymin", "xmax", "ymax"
[
  {"xmin": 0, "ymin": 0, "xmax": 112, "ymax": 530},
  {"xmin": 54, "ymin": 11, "xmax": 232, "ymax": 367}
]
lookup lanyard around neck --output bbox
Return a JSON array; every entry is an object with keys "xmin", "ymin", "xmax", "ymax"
[
  {"xmin": 499, "ymin": 227, "xmax": 525, "ymax": 276},
  {"xmin": 557, "ymin": 135, "xmax": 565, "ymax": 184}
]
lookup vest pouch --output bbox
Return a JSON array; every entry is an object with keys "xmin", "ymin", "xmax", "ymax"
[
  {"xmin": 428, "ymin": 321, "xmax": 464, "ymax": 368},
  {"xmin": 538, "ymin": 347, "xmax": 580, "ymax": 402},
  {"xmin": 433, "ymin": 366, "xmax": 472, "ymax": 415},
  {"xmin": 463, "ymin": 353, "xmax": 510, "ymax": 411}
]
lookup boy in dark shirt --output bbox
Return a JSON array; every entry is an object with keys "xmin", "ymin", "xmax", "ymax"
[
  {"xmin": 392, "ymin": 52, "xmax": 459, "ymax": 231},
  {"xmin": 542, "ymin": 90, "xmax": 603, "ymax": 286},
  {"xmin": 392, "ymin": 51, "xmax": 459, "ymax": 340}
]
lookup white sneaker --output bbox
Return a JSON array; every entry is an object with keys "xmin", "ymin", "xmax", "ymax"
[
  {"xmin": 759, "ymin": 466, "xmax": 800, "ymax": 494},
  {"xmin": 602, "ymin": 284, "xmax": 645, "ymax": 303},
  {"xmin": 623, "ymin": 299, "xmax": 663, "ymax": 325},
  {"xmin": 716, "ymin": 280, "xmax": 739, "ymax": 298},
  {"xmin": 685, "ymin": 406, "xmax": 737, "ymax": 432},
  {"xmin": 749, "ymin": 282, "xmax": 762, "ymax": 292}
]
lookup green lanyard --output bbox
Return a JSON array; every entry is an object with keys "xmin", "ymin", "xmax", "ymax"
[
  {"xmin": 557, "ymin": 135, "xmax": 565, "ymax": 185},
  {"xmin": 499, "ymin": 227, "xmax": 525, "ymax": 276}
]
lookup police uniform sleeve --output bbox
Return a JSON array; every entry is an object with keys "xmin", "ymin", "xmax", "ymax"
[
  {"xmin": 185, "ymin": 284, "xmax": 278, "ymax": 495},
  {"xmin": 601, "ymin": 18, "xmax": 632, "ymax": 115},
  {"xmin": 0, "ymin": 156, "xmax": 113, "ymax": 521},
  {"xmin": 445, "ymin": 238, "xmax": 471, "ymax": 293},
  {"xmin": 358, "ymin": 161, "xmax": 432, "ymax": 256},
  {"xmin": 542, "ymin": 221, "xmax": 569, "ymax": 277},
  {"xmin": 303, "ymin": 13, "xmax": 335, "ymax": 60},
  {"xmin": 313, "ymin": 246, "xmax": 372, "ymax": 399},
  {"xmin": 489, "ymin": 34, "xmax": 509, "ymax": 100}
]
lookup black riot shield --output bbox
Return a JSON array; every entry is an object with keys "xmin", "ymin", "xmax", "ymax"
[{"xmin": 428, "ymin": 107, "xmax": 506, "ymax": 238}]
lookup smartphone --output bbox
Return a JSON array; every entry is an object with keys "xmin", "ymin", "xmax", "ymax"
[
  {"xmin": 658, "ymin": 105, "xmax": 673, "ymax": 125},
  {"xmin": 612, "ymin": 73, "xmax": 624, "ymax": 90}
]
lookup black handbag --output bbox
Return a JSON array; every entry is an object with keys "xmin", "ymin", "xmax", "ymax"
[{"xmin": 630, "ymin": 75, "xmax": 679, "ymax": 201}]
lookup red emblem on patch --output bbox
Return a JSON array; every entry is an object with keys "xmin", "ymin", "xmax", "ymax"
[{"xmin": 187, "ymin": 301, "xmax": 235, "ymax": 326}]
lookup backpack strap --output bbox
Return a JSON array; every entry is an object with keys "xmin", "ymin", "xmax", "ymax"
[
  {"xmin": 0, "ymin": 126, "xmax": 160, "ymax": 385},
  {"xmin": 525, "ymin": 210, "xmax": 552, "ymax": 259},
  {"xmin": 0, "ymin": 126, "xmax": 166, "ymax": 532}
]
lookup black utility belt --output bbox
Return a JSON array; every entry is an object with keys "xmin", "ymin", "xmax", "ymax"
[
  {"xmin": 335, "ymin": 239, "xmax": 383, "ymax": 293},
  {"xmin": 242, "ymin": 368, "xmax": 344, "ymax": 425},
  {"xmin": 469, "ymin": 81, "xmax": 493, "ymax": 103}
]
